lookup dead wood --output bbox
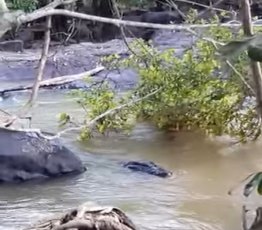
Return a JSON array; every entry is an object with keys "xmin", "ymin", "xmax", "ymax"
[
  {"xmin": 25, "ymin": 202, "xmax": 137, "ymax": 230},
  {"xmin": 0, "ymin": 66, "xmax": 105, "ymax": 95}
]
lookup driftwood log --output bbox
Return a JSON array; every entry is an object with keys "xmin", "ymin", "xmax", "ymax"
[
  {"xmin": 0, "ymin": 66, "xmax": 105, "ymax": 95},
  {"xmin": 25, "ymin": 202, "xmax": 137, "ymax": 230}
]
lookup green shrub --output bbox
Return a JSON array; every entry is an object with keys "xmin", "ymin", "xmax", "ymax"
[
  {"xmin": 7, "ymin": 0, "xmax": 38, "ymax": 12},
  {"xmin": 62, "ymin": 20, "xmax": 259, "ymax": 142}
]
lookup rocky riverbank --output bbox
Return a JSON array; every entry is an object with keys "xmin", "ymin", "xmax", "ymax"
[
  {"xmin": 0, "ymin": 29, "xmax": 193, "ymax": 184},
  {"xmin": 0, "ymin": 30, "xmax": 196, "ymax": 90}
]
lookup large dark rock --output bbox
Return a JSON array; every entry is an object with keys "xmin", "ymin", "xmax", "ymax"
[
  {"xmin": 122, "ymin": 161, "xmax": 172, "ymax": 178},
  {"xmin": 0, "ymin": 128, "xmax": 85, "ymax": 183},
  {"xmin": 139, "ymin": 11, "xmax": 184, "ymax": 42},
  {"xmin": 0, "ymin": 40, "xmax": 24, "ymax": 52},
  {"xmin": 140, "ymin": 11, "xmax": 184, "ymax": 24}
]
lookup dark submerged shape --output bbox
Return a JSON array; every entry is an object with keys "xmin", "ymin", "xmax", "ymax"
[
  {"xmin": 26, "ymin": 202, "xmax": 137, "ymax": 230},
  {"xmin": 140, "ymin": 11, "xmax": 184, "ymax": 24},
  {"xmin": 0, "ymin": 40, "xmax": 24, "ymax": 52},
  {"xmin": 122, "ymin": 161, "xmax": 172, "ymax": 178},
  {"xmin": 0, "ymin": 128, "xmax": 85, "ymax": 183},
  {"xmin": 140, "ymin": 11, "xmax": 184, "ymax": 42}
]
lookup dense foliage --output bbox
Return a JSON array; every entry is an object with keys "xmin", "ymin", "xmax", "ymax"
[
  {"xmin": 5, "ymin": 0, "xmax": 154, "ymax": 12},
  {"xmin": 6, "ymin": 0, "xmax": 38, "ymax": 12},
  {"xmin": 7, "ymin": 0, "xmax": 259, "ymax": 142},
  {"xmin": 67, "ymin": 82, "xmax": 137, "ymax": 139},
  {"xmin": 59, "ymin": 15, "xmax": 261, "ymax": 142}
]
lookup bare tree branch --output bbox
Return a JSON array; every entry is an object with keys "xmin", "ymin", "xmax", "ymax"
[
  {"xmin": 26, "ymin": 14, "xmax": 52, "ymax": 108},
  {"xmin": 0, "ymin": 66, "xmax": 105, "ymax": 94},
  {"xmin": 194, "ymin": 0, "xmax": 226, "ymax": 21},
  {"xmin": 0, "ymin": 3, "xmax": 53, "ymax": 127},
  {"xmin": 174, "ymin": 0, "xmax": 230, "ymax": 13},
  {"xmin": 16, "ymin": 8, "xmax": 255, "ymax": 33},
  {"xmin": 42, "ymin": 88, "xmax": 162, "ymax": 139}
]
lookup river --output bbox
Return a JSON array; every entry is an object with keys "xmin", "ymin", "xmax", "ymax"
[
  {"xmin": 0, "ymin": 29, "xmax": 262, "ymax": 229},
  {"xmin": 1, "ymin": 87, "xmax": 262, "ymax": 230}
]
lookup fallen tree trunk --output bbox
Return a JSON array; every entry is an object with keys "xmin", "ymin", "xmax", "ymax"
[
  {"xmin": 0, "ymin": 66, "xmax": 105, "ymax": 95},
  {"xmin": 25, "ymin": 202, "xmax": 137, "ymax": 230}
]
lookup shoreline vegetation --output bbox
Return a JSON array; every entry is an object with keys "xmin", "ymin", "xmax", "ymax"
[
  {"xmin": 1, "ymin": 1, "xmax": 262, "ymax": 229},
  {"xmin": 0, "ymin": 0, "xmax": 262, "ymax": 143}
]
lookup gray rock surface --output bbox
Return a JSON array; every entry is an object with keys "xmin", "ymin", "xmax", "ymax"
[
  {"xmin": 0, "ymin": 31, "xmax": 195, "ymax": 88},
  {"xmin": 0, "ymin": 128, "xmax": 85, "ymax": 183}
]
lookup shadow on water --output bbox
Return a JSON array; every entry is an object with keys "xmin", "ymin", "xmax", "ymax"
[{"xmin": 1, "ymin": 90, "xmax": 262, "ymax": 230}]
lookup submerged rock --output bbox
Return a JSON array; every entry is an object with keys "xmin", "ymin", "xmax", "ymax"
[
  {"xmin": 0, "ymin": 128, "xmax": 85, "ymax": 183},
  {"xmin": 122, "ymin": 161, "xmax": 172, "ymax": 178}
]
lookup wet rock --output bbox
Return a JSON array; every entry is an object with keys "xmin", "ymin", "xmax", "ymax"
[
  {"xmin": 0, "ymin": 40, "xmax": 24, "ymax": 52},
  {"xmin": 95, "ymin": 68, "xmax": 139, "ymax": 90},
  {"xmin": 153, "ymin": 30, "xmax": 196, "ymax": 54},
  {"xmin": 0, "ymin": 128, "xmax": 86, "ymax": 183},
  {"xmin": 122, "ymin": 161, "xmax": 172, "ymax": 178},
  {"xmin": 0, "ymin": 40, "xmax": 127, "ymax": 81},
  {"xmin": 46, "ymin": 80, "xmax": 90, "ymax": 90}
]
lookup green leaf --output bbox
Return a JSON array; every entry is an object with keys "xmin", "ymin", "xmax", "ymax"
[
  {"xmin": 247, "ymin": 44, "xmax": 262, "ymax": 62},
  {"xmin": 218, "ymin": 36, "xmax": 256, "ymax": 58},
  {"xmin": 258, "ymin": 179, "xmax": 262, "ymax": 195},
  {"xmin": 58, "ymin": 112, "xmax": 70, "ymax": 126}
]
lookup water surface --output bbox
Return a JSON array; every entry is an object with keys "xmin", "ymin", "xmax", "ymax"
[{"xmin": 0, "ymin": 89, "xmax": 262, "ymax": 230}]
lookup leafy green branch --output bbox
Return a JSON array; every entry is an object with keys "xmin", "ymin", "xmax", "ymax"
[{"xmin": 56, "ymin": 86, "xmax": 161, "ymax": 140}]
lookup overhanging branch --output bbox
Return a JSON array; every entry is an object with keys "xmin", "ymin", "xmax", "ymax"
[{"xmin": 16, "ymin": 9, "xmax": 259, "ymax": 32}]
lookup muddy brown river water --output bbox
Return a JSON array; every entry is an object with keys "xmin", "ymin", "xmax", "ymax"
[{"xmin": 0, "ymin": 89, "xmax": 262, "ymax": 230}]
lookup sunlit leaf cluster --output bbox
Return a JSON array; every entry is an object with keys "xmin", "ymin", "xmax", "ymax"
[
  {"xmin": 70, "ymin": 82, "xmax": 136, "ymax": 140},
  {"xmin": 119, "ymin": 38, "xmax": 257, "ymax": 141},
  {"xmin": 7, "ymin": 0, "xmax": 38, "ymax": 12}
]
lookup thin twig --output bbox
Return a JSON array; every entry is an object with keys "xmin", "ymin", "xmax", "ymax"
[
  {"xmin": 194, "ymin": 0, "xmax": 227, "ymax": 21},
  {"xmin": 43, "ymin": 88, "xmax": 162, "ymax": 139},
  {"xmin": 110, "ymin": 0, "xmax": 153, "ymax": 59},
  {"xmin": 166, "ymin": 0, "xmax": 187, "ymax": 20},
  {"xmin": 185, "ymin": 27, "xmax": 254, "ymax": 94},
  {"xmin": 26, "ymin": 14, "xmax": 52, "ymax": 108},
  {"xmin": 174, "ymin": 0, "xmax": 230, "ymax": 13},
  {"xmin": 225, "ymin": 60, "xmax": 255, "ymax": 94},
  {"xmin": 0, "ymin": 3, "xmax": 53, "ymax": 127}
]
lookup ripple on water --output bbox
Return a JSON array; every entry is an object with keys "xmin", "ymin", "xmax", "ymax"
[
  {"xmin": 0, "ymin": 154, "xmax": 194, "ymax": 230},
  {"xmin": 0, "ymin": 90, "xmax": 252, "ymax": 230}
]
